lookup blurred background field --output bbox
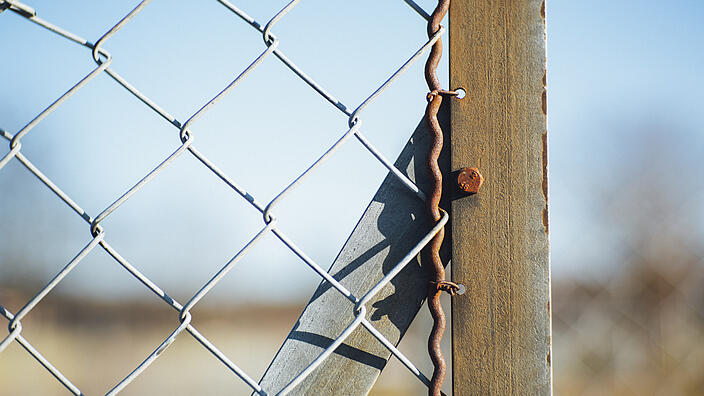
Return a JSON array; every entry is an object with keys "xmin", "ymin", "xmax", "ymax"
[
  {"xmin": 2, "ymin": 0, "xmax": 704, "ymax": 395},
  {"xmin": 0, "ymin": 289, "xmax": 451, "ymax": 395}
]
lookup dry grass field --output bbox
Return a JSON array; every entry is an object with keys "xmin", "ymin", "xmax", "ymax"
[{"xmin": 0, "ymin": 288, "xmax": 447, "ymax": 396}]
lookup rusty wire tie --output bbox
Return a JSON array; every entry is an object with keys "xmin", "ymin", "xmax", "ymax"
[
  {"xmin": 426, "ymin": 89, "xmax": 460, "ymax": 102},
  {"xmin": 430, "ymin": 280, "xmax": 462, "ymax": 295}
]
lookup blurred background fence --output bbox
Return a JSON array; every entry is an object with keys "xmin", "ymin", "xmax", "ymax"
[
  {"xmin": 547, "ymin": 1, "xmax": 704, "ymax": 393},
  {"xmin": 551, "ymin": 127, "xmax": 704, "ymax": 395}
]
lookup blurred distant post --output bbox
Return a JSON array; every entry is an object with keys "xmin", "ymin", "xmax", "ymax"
[{"xmin": 449, "ymin": 0, "xmax": 552, "ymax": 394}]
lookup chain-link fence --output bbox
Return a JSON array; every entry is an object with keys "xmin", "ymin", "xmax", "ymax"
[{"xmin": 0, "ymin": 0, "xmax": 453, "ymax": 394}]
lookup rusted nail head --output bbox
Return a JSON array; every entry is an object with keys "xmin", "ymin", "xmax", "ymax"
[{"xmin": 457, "ymin": 167, "xmax": 483, "ymax": 194}]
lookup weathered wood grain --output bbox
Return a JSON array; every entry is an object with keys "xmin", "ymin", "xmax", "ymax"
[
  {"xmin": 449, "ymin": 0, "xmax": 551, "ymax": 394},
  {"xmin": 257, "ymin": 111, "xmax": 450, "ymax": 395}
]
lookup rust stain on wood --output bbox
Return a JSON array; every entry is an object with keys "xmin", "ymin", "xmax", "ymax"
[
  {"xmin": 542, "ymin": 131, "xmax": 549, "ymax": 234},
  {"xmin": 541, "ymin": 0, "xmax": 546, "ymax": 19},
  {"xmin": 541, "ymin": 89, "xmax": 548, "ymax": 115},
  {"xmin": 541, "ymin": 67, "xmax": 548, "ymax": 234}
]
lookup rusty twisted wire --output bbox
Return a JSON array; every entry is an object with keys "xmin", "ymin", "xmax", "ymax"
[{"xmin": 424, "ymin": 1, "xmax": 459, "ymax": 395}]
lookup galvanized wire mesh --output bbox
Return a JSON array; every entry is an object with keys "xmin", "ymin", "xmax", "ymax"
[{"xmin": 0, "ymin": 0, "xmax": 449, "ymax": 394}]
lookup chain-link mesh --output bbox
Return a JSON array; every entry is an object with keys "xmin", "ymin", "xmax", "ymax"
[{"xmin": 0, "ymin": 0, "xmax": 451, "ymax": 394}]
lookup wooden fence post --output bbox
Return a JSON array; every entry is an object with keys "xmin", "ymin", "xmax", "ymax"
[{"xmin": 449, "ymin": 0, "xmax": 552, "ymax": 394}]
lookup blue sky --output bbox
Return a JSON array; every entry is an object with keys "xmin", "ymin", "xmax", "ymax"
[
  {"xmin": 547, "ymin": 0, "xmax": 704, "ymax": 277},
  {"xmin": 1, "ymin": 0, "xmax": 703, "ymax": 303}
]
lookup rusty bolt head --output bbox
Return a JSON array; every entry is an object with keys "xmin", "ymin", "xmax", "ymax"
[{"xmin": 457, "ymin": 167, "xmax": 483, "ymax": 194}]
